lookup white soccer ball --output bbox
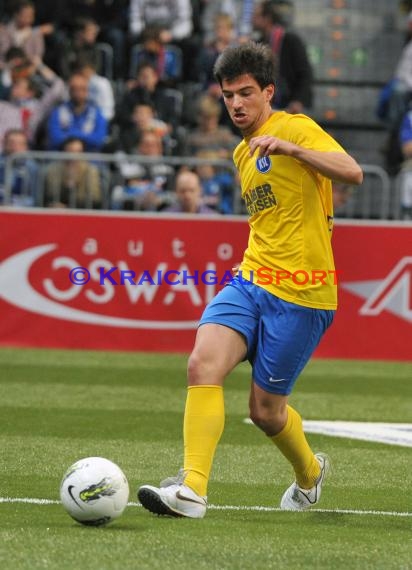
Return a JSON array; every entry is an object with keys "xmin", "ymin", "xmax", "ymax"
[{"xmin": 60, "ymin": 457, "xmax": 129, "ymax": 526}]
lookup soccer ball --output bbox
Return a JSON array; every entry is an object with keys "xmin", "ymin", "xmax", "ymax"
[{"xmin": 60, "ymin": 457, "xmax": 129, "ymax": 526}]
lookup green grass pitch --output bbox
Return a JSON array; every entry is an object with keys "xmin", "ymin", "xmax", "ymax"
[{"xmin": 0, "ymin": 347, "xmax": 411, "ymax": 570}]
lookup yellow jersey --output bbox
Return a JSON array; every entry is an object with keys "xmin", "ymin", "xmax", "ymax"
[{"xmin": 234, "ymin": 111, "xmax": 345, "ymax": 310}]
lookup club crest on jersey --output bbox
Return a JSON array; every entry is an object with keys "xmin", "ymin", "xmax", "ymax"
[{"xmin": 256, "ymin": 156, "xmax": 272, "ymax": 173}]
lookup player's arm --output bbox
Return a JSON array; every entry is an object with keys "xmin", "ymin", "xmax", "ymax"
[{"xmin": 249, "ymin": 135, "xmax": 363, "ymax": 185}]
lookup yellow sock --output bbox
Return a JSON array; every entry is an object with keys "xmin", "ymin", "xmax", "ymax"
[
  {"xmin": 183, "ymin": 385, "xmax": 224, "ymax": 497},
  {"xmin": 270, "ymin": 405, "xmax": 320, "ymax": 489}
]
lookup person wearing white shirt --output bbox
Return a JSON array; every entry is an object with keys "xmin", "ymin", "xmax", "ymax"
[{"xmin": 73, "ymin": 57, "xmax": 115, "ymax": 122}]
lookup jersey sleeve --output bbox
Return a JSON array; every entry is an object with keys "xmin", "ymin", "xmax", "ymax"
[{"xmin": 285, "ymin": 114, "xmax": 346, "ymax": 153}]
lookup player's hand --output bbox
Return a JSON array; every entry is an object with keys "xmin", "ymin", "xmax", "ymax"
[{"xmin": 248, "ymin": 135, "xmax": 296, "ymax": 158}]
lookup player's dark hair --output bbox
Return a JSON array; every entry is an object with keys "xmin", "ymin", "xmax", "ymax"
[{"xmin": 213, "ymin": 42, "xmax": 276, "ymax": 90}]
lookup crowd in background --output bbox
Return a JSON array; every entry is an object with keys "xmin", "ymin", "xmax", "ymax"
[
  {"xmin": 0, "ymin": 0, "xmax": 318, "ymax": 214},
  {"xmin": 3, "ymin": 0, "xmax": 412, "ymax": 218}
]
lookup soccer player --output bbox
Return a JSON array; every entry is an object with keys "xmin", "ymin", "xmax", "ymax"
[{"xmin": 138, "ymin": 42, "xmax": 363, "ymax": 518}]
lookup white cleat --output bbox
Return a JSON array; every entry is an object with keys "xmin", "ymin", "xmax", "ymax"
[
  {"xmin": 280, "ymin": 453, "xmax": 330, "ymax": 511},
  {"xmin": 138, "ymin": 471, "xmax": 207, "ymax": 518}
]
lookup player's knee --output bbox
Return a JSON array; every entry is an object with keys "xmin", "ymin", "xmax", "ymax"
[
  {"xmin": 249, "ymin": 408, "xmax": 272, "ymax": 433},
  {"xmin": 249, "ymin": 405, "xmax": 287, "ymax": 436},
  {"xmin": 187, "ymin": 349, "xmax": 214, "ymax": 385}
]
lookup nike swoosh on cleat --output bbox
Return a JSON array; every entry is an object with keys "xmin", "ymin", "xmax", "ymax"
[
  {"xmin": 297, "ymin": 488, "xmax": 318, "ymax": 504},
  {"xmin": 175, "ymin": 490, "xmax": 205, "ymax": 505}
]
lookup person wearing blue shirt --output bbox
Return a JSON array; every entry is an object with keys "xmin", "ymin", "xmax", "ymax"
[
  {"xmin": 398, "ymin": 109, "xmax": 412, "ymax": 218},
  {"xmin": 47, "ymin": 72, "xmax": 107, "ymax": 152},
  {"xmin": 0, "ymin": 128, "xmax": 39, "ymax": 206}
]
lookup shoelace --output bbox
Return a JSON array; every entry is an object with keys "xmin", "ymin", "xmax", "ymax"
[{"xmin": 160, "ymin": 468, "xmax": 186, "ymax": 488}]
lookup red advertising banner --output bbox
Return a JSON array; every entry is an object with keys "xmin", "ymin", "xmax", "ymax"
[
  {"xmin": 0, "ymin": 209, "xmax": 248, "ymax": 352},
  {"xmin": 0, "ymin": 210, "xmax": 411, "ymax": 360},
  {"xmin": 318, "ymin": 220, "xmax": 412, "ymax": 361}
]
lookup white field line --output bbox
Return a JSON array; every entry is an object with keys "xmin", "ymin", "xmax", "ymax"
[{"xmin": 0, "ymin": 497, "xmax": 411, "ymax": 518}]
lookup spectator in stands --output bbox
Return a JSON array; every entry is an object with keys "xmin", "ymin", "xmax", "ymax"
[
  {"xmin": 129, "ymin": 25, "xmax": 182, "ymax": 85},
  {"xmin": 8, "ymin": 56, "xmax": 65, "ymax": 146},
  {"xmin": 380, "ymin": 11, "xmax": 412, "ymax": 129},
  {"xmin": 186, "ymin": 95, "xmax": 240, "ymax": 158},
  {"xmin": 129, "ymin": 0, "xmax": 192, "ymax": 44},
  {"xmin": 72, "ymin": 55, "xmax": 115, "ymax": 121},
  {"xmin": 43, "ymin": 136, "xmax": 102, "ymax": 208},
  {"xmin": 59, "ymin": 17, "xmax": 101, "ymax": 80},
  {"xmin": 0, "ymin": 1, "xmax": 53, "ymax": 66},
  {"xmin": 0, "ymin": 128, "xmax": 39, "ymax": 206},
  {"xmin": 47, "ymin": 71, "xmax": 108, "ymax": 151},
  {"xmin": 332, "ymin": 181, "xmax": 353, "ymax": 214},
  {"xmin": 128, "ymin": 0, "xmax": 197, "ymax": 82},
  {"xmin": 164, "ymin": 170, "xmax": 218, "ymax": 214},
  {"xmin": 131, "ymin": 103, "xmax": 170, "ymax": 137},
  {"xmin": 111, "ymin": 163, "xmax": 161, "ymax": 211},
  {"xmin": 201, "ymin": 0, "xmax": 255, "ymax": 44},
  {"xmin": 47, "ymin": 0, "xmax": 129, "ymax": 78},
  {"xmin": 194, "ymin": 150, "xmax": 237, "ymax": 214},
  {"xmin": 252, "ymin": 0, "xmax": 313, "ymax": 113},
  {"xmin": 0, "ymin": 100, "xmax": 23, "ymax": 152},
  {"xmin": 0, "ymin": 46, "xmax": 26, "ymax": 99},
  {"xmin": 197, "ymin": 13, "xmax": 238, "ymax": 99},
  {"xmin": 117, "ymin": 101, "xmax": 171, "ymax": 154},
  {"xmin": 397, "ymin": 108, "xmax": 412, "ymax": 218},
  {"xmin": 117, "ymin": 62, "xmax": 175, "ymax": 127},
  {"xmin": 112, "ymin": 129, "xmax": 174, "ymax": 210}
]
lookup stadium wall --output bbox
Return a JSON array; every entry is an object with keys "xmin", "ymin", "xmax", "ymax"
[{"xmin": 0, "ymin": 209, "xmax": 411, "ymax": 361}]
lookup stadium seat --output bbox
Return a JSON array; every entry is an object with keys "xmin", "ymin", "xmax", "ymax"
[
  {"xmin": 311, "ymin": 84, "xmax": 383, "ymax": 127},
  {"xmin": 96, "ymin": 42, "xmax": 114, "ymax": 80}
]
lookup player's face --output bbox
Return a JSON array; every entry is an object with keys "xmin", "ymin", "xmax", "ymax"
[{"xmin": 221, "ymin": 74, "xmax": 274, "ymax": 136}]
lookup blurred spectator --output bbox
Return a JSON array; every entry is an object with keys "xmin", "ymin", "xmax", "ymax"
[
  {"xmin": 59, "ymin": 17, "xmax": 101, "ymax": 80},
  {"xmin": 380, "ymin": 12, "xmax": 412, "ymax": 128},
  {"xmin": 397, "ymin": 108, "xmax": 412, "ymax": 218},
  {"xmin": 201, "ymin": 0, "xmax": 255, "ymax": 44},
  {"xmin": 164, "ymin": 170, "xmax": 218, "ymax": 214},
  {"xmin": 197, "ymin": 13, "xmax": 237, "ymax": 99},
  {"xmin": 112, "ymin": 130, "xmax": 174, "ymax": 210},
  {"xmin": 0, "ymin": 128, "xmax": 39, "ymax": 206},
  {"xmin": 0, "ymin": 1, "xmax": 53, "ymax": 67},
  {"xmin": 117, "ymin": 101, "xmax": 171, "ymax": 154},
  {"xmin": 129, "ymin": 0, "xmax": 192, "ymax": 43},
  {"xmin": 47, "ymin": 72, "xmax": 108, "ymax": 151},
  {"xmin": 332, "ymin": 181, "xmax": 353, "ymax": 214},
  {"xmin": 0, "ymin": 101, "xmax": 23, "ymax": 151},
  {"xmin": 129, "ymin": 25, "xmax": 182, "ymax": 85},
  {"xmin": 128, "ymin": 0, "xmax": 198, "ymax": 82},
  {"xmin": 44, "ymin": 137, "xmax": 102, "ymax": 208},
  {"xmin": 49, "ymin": 0, "xmax": 129, "ymax": 78},
  {"xmin": 8, "ymin": 57, "xmax": 65, "ymax": 146},
  {"xmin": 252, "ymin": 0, "xmax": 313, "ymax": 113},
  {"xmin": 194, "ymin": 150, "xmax": 236, "ymax": 214},
  {"xmin": 30, "ymin": 0, "xmax": 68, "ymax": 74},
  {"xmin": 117, "ymin": 62, "xmax": 176, "ymax": 127},
  {"xmin": 186, "ymin": 94, "xmax": 240, "ymax": 158},
  {"xmin": 131, "ymin": 103, "xmax": 170, "ymax": 137},
  {"xmin": 0, "ymin": 46, "xmax": 26, "ymax": 98},
  {"xmin": 72, "ymin": 55, "xmax": 115, "ymax": 121}
]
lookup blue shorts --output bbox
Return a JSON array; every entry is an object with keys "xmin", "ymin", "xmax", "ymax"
[{"xmin": 199, "ymin": 276, "xmax": 334, "ymax": 395}]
